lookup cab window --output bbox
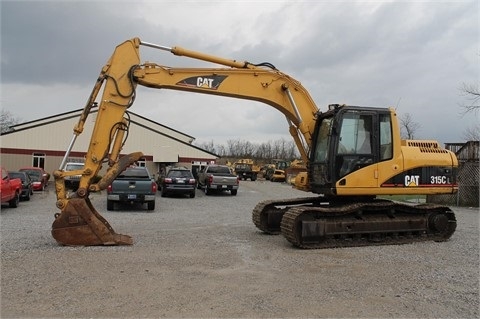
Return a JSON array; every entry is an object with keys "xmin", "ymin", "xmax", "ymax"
[
  {"xmin": 313, "ymin": 118, "xmax": 332, "ymax": 162},
  {"xmin": 379, "ymin": 114, "xmax": 392, "ymax": 160},
  {"xmin": 336, "ymin": 112, "xmax": 374, "ymax": 178},
  {"xmin": 338, "ymin": 113, "xmax": 373, "ymax": 155}
]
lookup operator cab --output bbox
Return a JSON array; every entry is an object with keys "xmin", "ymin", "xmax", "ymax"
[{"xmin": 309, "ymin": 105, "xmax": 393, "ymax": 195}]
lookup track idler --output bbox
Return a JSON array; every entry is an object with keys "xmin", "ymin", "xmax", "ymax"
[{"xmin": 252, "ymin": 196, "xmax": 326, "ymax": 234}]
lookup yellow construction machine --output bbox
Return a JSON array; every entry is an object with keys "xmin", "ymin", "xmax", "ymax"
[
  {"xmin": 264, "ymin": 159, "xmax": 289, "ymax": 181},
  {"xmin": 267, "ymin": 159, "xmax": 307, "ymax": 183},
  {"xmin": 52, "ymin": 38, "xmax": 458, "ymax": 248},
  {"xmin": 284, "ymin": 159, "xmax": 307, "ymax": 185},
  {"xmin": 233, "ymin": 158, "xmax": 260, "ymax": 181}
]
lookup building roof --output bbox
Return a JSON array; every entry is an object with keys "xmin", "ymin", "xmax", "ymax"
[{"xmin": 1, "ymin": 108, "xmax": 218, "ymax": 161}]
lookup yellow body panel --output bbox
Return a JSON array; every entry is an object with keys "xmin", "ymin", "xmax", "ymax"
[{"xmin": 333, "ymin": 108, "xmax": 457, "ymax": 196}]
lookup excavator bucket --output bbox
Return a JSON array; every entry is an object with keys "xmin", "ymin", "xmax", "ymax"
[
  {"xmin": 52, "ymin": 196, "xmax": 133, "ymax": 246},
  {"xmin": 51, "ymin": 153, "xmax": 143, "ymax": 246}
]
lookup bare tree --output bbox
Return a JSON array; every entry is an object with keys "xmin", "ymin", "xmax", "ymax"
[
  {"xmin": 194, "ymin": 140, "xmax": 216, "ymax": 154},
  {"xmin": 0, "ymin": 109, "xmax": 21, "ymax": 134},
  {"xmin": 458, "ymin": 82, "xmax": 480, "ymax": 142},
  {"xmin": 195, "ymin": 137, "xmax": 300, "ymax": 161},
  {"xmin": 285, "ymin": 140, "xmax": 299, "ymax": 159},
  {"xmin": 226, "ymin": 139, "xmax": 242, "ymax": 157},
  {"xmin": 215, "ymin": 144, "xmax": 227, "ymax": 157},
  {"xmin": 461, "ymin": 123, "xmax": 480, "ymax": 141},
  {"xmin": 459, "ymin": 82, "xmax": 480, "ymax": 115},
  {"xmin": 242, "ymin": 140, "xmax": 255, "ymax": 157},
  {"xmin": 255, "ymin": 143, "xmax": 268, "ymax": 159},
  {"xmin": 399, "ymin": 113, "xmax": 420, "ymax": 139}
]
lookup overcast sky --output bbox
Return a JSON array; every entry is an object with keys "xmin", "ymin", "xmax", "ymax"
[{"xmin": 1, "ymin": 0, "xmax": 478, "ymax": 148}]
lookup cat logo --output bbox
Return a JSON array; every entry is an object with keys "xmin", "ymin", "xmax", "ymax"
[
  {"xmin": 197, "ymin": 77, "xmax": 214, "ymax": 88},
  {"xmin": 176, "ymin": 75, "xmax": 228, "ymax": 90},
  {"xmin": 405, "ymin": 175, "xmax": 420, "ymax": 187}
]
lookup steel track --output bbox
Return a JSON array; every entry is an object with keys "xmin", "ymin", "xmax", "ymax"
[{"xmin": 252, "ymin": 197, "xmax": 456, "ymax": 249}]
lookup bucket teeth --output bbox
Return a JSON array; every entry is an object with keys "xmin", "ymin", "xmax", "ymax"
[{"xmin": 52, "ymin": 197, "xmax": 132, "ymax": 246}]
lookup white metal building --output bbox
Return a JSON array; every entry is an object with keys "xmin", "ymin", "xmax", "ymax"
[{"xmin": 0, "ymin": 109, "xmax": 218, "ymax": 180}]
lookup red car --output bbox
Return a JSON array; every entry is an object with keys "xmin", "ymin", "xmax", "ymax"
[
  {"xmin": 1, "ymin": 166, "xmax": 22, "ymax": 207},
  {"xmin": 19, "ymin": 167, "xmax": 50, "ymax": 191}
]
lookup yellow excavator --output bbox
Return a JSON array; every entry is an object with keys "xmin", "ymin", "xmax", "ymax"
[{"xmin": 52, "ymin": 38, "xmax": 458, "ymax": 248}]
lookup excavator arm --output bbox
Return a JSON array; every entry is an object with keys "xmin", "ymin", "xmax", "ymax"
[{"xmin": 52, "ymin": 37, "xmax": 319, "ymax": 246}]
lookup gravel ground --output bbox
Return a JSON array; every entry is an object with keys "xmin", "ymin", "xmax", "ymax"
[{"xmin": 1, "ymin": 180, "xmax": 479, "ymax": 318}]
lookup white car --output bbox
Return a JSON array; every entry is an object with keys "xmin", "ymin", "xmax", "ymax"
[{"xmin": 64, "ymin": 162, "xmax": 84, "ymax": 190}]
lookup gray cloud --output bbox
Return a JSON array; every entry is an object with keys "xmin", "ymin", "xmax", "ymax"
[{"xmin": 1, "ymin": 0, "xmax": 478, "ymax": 145}]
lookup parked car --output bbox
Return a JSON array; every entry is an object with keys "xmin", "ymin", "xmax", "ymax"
[
  {"xmin": 107, "ymin": 166, "xmax": 157, "ymax": 211},
  {"xmin": 161, "ymin": 167, "xmax": 196, "ymax": 198},
  {"xmin": 64, "ymin": 162, "xmax": 84, "ymax": 190},
  {"xmin": 197, "ymin": 164, "xmax": 239, "ymax": 196},
  {"xmin": 1, "ymin": 166, "xmax": 22, "ymax": 207},
  {"xmin": 8, "ymin": 171, "xmax": 33, "ymax": 200},
  {"xmin": 19, "ymin": 167, "xmax": 49, "ymax": 191}
]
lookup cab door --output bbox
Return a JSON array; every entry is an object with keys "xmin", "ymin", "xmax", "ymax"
[{"xmin": 334, "ymin": 111, "xmax": 377, "ymax": 184}]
